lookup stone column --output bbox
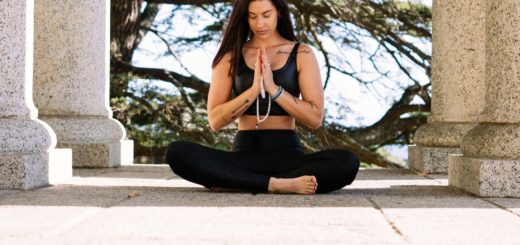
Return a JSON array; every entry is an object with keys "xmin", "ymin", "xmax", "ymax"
[
  {"xmin": 33, "ymin": 0, "xmax": 133, "ymax": 167},
  {"xmin": 449, "ymin": 0, "xmax": 520, "ymax": 197},
  {"xmin": 408, "ymin": 0, "xmax": 486, "ymax": 174},
  {"xmin": 0, "ymin": 0, "xmax": 71, "ymax": 189}
]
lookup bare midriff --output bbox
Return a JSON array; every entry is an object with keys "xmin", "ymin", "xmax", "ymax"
[{"xmin": 238, "ymin": 115, "xmax": 295, "ymax": 130}]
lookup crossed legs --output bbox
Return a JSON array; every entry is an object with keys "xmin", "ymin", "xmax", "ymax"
[{"xmin": 165, "ymin": 141, "xmax": 359, "ymax": 194}]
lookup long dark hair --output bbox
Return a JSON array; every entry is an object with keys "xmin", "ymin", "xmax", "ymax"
[{"xmin": 212, "ymin": 0, "xmax": 297, "ymax": 78}]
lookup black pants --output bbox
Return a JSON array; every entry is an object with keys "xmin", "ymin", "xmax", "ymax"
[{"xmin": 165, "ymin": 130, "xmax": 360, "ymax": 194}]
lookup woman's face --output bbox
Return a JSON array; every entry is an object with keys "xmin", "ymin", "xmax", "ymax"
[{"xmin": 247, "ymin": 0, "xmax": 279, "ymax": 39}]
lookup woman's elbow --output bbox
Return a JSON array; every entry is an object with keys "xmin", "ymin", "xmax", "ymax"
[
  {"xmin": 310, "ymin": 120, "xmax": 322, "ymax": 129},
  {"xmin": 208, "ymin": 118, "xmax": 222, "ymax": 132},
  {"xmin": 305, "ymin": 116, "xmax": 322, "ymax": 129},
  {"xmin": 207, "ymin": 112, "xmax": 220, "ymax": 132},
  {"xmin": 209, "ymin": 123, "xmax": 219, "ymax": 132},
  {"xmin": 310, "ymin": 113, "xmax": 323, "ymax": 129}
]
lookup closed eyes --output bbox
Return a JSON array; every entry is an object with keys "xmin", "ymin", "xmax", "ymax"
[{"xmin": 248, "ymin": 15, "xmax": 271, "ymax": 19}]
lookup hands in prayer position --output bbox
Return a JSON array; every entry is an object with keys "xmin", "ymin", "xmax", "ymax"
[{"xmin": 252, "ymin": 48, "xmax": 278, "ymax": 97}]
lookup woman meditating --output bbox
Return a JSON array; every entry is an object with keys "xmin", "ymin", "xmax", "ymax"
[{"xmin": 165, "ymin": 0, "xmax": 360, "ymax": 194}]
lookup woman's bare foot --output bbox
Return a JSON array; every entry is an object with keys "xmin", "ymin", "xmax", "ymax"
[{"xmin": 267, "ymin": 176, "xmax": 318, "ymax": 195}]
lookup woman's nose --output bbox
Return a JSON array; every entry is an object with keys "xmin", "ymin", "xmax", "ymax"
[{"xmin": 255, "ymin": 18, "xmax": 265, "ymax": 28}]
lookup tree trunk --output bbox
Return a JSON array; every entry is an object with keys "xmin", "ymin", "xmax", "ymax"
[{"xmin": 110, "ymin": 0, "xmax": 144, "ymax": 98}]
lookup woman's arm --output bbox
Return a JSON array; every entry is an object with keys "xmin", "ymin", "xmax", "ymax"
[
  {"xmin": 262, "ymin": 44, "xmax": 324, "ymax": 128},
  {"xmin": 207, "ymin": 51, "xmax": 262, "ymax": 131}
]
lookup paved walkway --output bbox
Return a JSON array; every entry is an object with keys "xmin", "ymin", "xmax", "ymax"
[{"xmin": 1, "ymin": 165, "xmax": 519, "ymax": 244}]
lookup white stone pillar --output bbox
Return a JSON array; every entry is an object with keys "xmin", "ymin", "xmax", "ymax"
[
  {"xmin": 33, "ymin": 0, "xmax": 133, "ymax": 167},
  {"xmin": 408, "ymin": 0, "xmax": 486, "ymax": 174},
  {"xmin": 449, "ymin": 0, "xmax": 520, "ymax": 197},
  {"xmin": 0, "ymin": 0, "xmax": 71, "ymax": 189}
]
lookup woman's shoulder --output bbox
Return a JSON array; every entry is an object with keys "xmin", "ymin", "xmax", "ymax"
[
  {"xmin": 293, "ymin": 43, "xmax": 317, "ymax": 72},
  {"xmin": 295, "ymin": 42, "xmax": 314, "ymax": 54},
  {"xmin": 213, "ymin": 50, "xmax": 234, "ymax": 71},
  {"xmin": 219, "ymin": 50, "xmax": 234, "ymax": 63}
]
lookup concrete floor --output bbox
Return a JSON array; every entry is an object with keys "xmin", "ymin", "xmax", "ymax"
[{"xmin": 1, "ymin": 165, "xmax": 519, "ymax": 244}]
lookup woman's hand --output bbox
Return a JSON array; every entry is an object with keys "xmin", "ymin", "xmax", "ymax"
[
  {"xmin": 260, "ymin": 48, "xmax": 278, "ymax": 95},
  {"xmin": 251, "ymin": 49, "xmax": 262, "ymax": 96}
]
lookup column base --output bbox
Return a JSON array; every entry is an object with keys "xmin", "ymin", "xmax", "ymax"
[
  {"xmin": 414, "ymin": 122, "xmax": 477, "ymax": 147},
  {"xmin": 408, "ymin": 145, "xmax": 461, "ymax": 174},
  {"xmin": 449, "ymin": 154, "xmax": 520, "ymax": 197},
  {"xmin": 0, "ymin": 148, "xmax": 72, "ymax": 190},
  {"xmin": 60, "ymin": 140, "xmax": 134, "ymax": 167},
  {"xmin": 41, "ymin": 117, "xmax": 133, "ymax": 167}
]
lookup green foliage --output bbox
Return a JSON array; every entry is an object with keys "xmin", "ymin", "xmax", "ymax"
[{"xmin": 360, "ymin": 162, "xmax": 380, "ymax": 168}]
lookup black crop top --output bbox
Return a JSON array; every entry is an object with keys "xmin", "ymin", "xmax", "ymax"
[{"xmin": 233, "ymin": 43, "xmax": 301, "ymax": 116}]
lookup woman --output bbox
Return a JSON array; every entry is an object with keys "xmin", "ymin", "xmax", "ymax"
[{"xmin": 165, "ymin": 0, "xmax": 360, "ymax": 195}]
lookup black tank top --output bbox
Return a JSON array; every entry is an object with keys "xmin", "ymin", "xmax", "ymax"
[{"xmin": 233, "ymin": 43, "xmax": 301, "ymax": 116}]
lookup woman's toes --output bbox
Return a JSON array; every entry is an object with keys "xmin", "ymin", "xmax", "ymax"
[{"xmin": 307, "ymin": 176, "xmax": 315, "ymax": 183}]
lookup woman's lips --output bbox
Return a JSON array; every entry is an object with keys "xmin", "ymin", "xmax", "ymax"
[{"xmin": 257, "ymin": 30, "xmax": 268, "ymax": 35}]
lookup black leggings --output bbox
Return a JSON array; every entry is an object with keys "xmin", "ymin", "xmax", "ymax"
[{"xmin": 165, "ymin": 130, "xmax": 360, "ymax": 194}]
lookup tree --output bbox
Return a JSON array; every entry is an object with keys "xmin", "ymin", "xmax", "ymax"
[{"xmin": 110, "ymin": 0, "xmax": 432, "ymax": 168}]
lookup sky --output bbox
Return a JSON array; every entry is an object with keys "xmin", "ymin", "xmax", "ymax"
[{"xmin": 132, "ymin": 0, "xmax": 433, "ymax": 164}]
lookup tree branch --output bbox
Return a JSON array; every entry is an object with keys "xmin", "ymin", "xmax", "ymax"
[{"xmin": 111, "ymin": 60, "xmax": 210, "ymax": 94}]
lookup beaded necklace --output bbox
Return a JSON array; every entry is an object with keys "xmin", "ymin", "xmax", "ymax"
[{"xmin": 256, "ymin": 76, "xmax": 271, "ymax": 129}]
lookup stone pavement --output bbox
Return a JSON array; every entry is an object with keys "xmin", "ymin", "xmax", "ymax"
[{"xmin": 1, "ymin": 164, "xmax": 519, "ymax": 245}]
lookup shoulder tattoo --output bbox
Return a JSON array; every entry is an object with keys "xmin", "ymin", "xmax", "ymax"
[
  {"xmin": 276, "ymin": 50, "xmax": 291, "ymax": 55},
  {"xmin": 297, "ymin": 49, "xmax": 311, "ymax": 55}
]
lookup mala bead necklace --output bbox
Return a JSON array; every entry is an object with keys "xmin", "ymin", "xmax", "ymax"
[
  {"xmin": 256, "ymin": 75, "xmax": 271, "ymax": 129},
  {"xmin": 254, "ymin": 60, "xmax": 283, "ymax": 130}
]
